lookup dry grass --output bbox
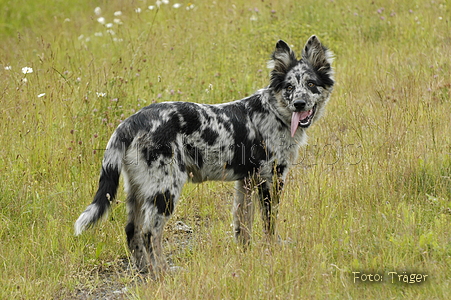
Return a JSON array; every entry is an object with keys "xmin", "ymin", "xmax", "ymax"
[{"xmin": 1, "ymin": 0, "xmax": 450, "ymax": 298}]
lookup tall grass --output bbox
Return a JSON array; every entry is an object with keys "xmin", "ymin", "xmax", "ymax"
[{"xmin": 1, "ymin": 0, "xmax": 450, "ymax": 298}]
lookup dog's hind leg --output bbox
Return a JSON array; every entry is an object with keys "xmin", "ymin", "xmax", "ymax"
[
  {"xmin": 142, "ymin": 208, "xmax": 170, "ymax": 275},
  {"xmin": 123, "ymin": 158, "xmax": 186, "ymax": 275},
  {"xmin": 233, "ymin": 178, "xmax": 255, "ymax": 247},
  {"xmin": 126, "ymin": 187, "xmax": 182, "ymax": 275},
  {"xmin": 140, "ymin": 177, "xmax": 185, "ymax": 275},
  {"xmin": 125, "ymin": 194, "xmax": 149, "ymax": 273}
]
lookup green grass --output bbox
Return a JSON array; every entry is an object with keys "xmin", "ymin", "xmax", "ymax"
[{"xmin": 1, "ymin": 0, "xmax": 451, "ymax": 298}]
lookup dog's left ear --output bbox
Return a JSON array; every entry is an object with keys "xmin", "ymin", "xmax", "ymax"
[{"xmin": 302, "ymin": 35, "xmax": 335, "ymax": 85}]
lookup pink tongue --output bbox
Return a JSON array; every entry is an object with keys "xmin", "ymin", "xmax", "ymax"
[{"xmin": 291, "ymin": 111, "xmax": 311, "ymax": 137}]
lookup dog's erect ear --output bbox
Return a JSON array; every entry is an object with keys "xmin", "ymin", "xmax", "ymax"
[
  {"xmin": 275, "ymin": 40, "xmax": 292, "ymax": 54},
  {"xmin": 268, "ymin": 40, "xmax": 297, "ymax": 72},
  {"xmin": 268, "ymin": 40, "xmax": 298, "ymax": 92},
  {"xmin": 302, "ymin": 35, "xmax": 335, "ymax": 86}
]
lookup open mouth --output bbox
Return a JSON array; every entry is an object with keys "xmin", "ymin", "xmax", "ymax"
[{"xmin": 290, "ymin": 105, "xmax": 316, "ymax": 137}]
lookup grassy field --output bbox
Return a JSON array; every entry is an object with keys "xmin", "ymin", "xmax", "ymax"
[{"xmin": 1, "ymin": 0, "xmax": 450, "ymax": 298}]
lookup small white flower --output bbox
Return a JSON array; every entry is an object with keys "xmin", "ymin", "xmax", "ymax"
[
  {"xmin": 94, "ymin": 32, "xmax": 103, "ymax": 37},
  {"xmin": 64, "ymin": 18, "xmax": 71, "ymax": 22},
  {"xmin": 94, "ymin": 7, "xmax": 102, "ymax": 16},
  {"xmin": 114, "ymin": 11, "xmax": 122, "ymax": 16},
  {"xmin": 186, "ymin": 4, "xmax": 195, "ymax": 10},
  {"xmin": 250, "ymin": 15, "xmax": 258, "ymax": 21},
  {"xmin": 22, "ymin": 67, "xmax": 33, "ymax": 74},
  {"xmin": 148, "ymin": 5, "xmax": 155, "ymax": 10},
  {"xmin": 96, "ymin": 92, "xmax": 106, "ymax": 97},
  {"xmin": 156, "ymin": 1, "xmax": 162, "ymax": 8},
  {"xmin": 162, "ymin": 0, "xmax": 169, "ymax": 4},
  {"xmin": 97, "ymin": 17, "xmax": 106, "ymax": 24},
  {"xmin": 22, "ymin": 78, "xmax": 28, "ymax": 83},
  {"xmin": 135, "ymin": 8, "xmax": 142, "ymax": 13},
  {"xmin": 4, "ymin": 66, "xmax": 12, "ymax": 70},
  {"xmin": 37, "ymin": 93, "xmax": 46, "ymax": 98},
  {"xmin": 106, "ymin": 29, "xmax": 116, "ymax": 35},
  {"xmin": 105, "ymin": 23, "xmax": 114, "ymax": 28},
  {"xmin": 173, "ymin": 3, "xmax": 181, "ymax": 8},
  {"xmin": 113, "ymin": 18, "xmax": 122, "ymax": 24}
]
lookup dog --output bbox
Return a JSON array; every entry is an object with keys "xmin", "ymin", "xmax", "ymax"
[{"xmin": 75, "ymin": 35, "xmax": 334, "ymax": 275}]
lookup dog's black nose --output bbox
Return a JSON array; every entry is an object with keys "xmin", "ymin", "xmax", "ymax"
[{"xmin": 293, "ymin": 100, "xmax": 306, "ymax": 111}]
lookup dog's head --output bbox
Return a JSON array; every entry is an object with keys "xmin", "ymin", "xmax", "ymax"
[{"xmin": 268, "ymin": 35, "xmax": 334, "ymax": 137}]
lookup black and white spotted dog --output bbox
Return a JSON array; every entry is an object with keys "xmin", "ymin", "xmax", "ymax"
[{"xmin": 75, "ymin": 35, "xmax": 334, "ymax": 274}]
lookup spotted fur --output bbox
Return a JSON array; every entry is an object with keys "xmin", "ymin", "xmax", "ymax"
[{"xmin": 75, "ymin": 35, "xmax": 334, "ymax": 275}]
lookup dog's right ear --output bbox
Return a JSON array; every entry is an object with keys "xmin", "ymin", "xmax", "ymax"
[
  {"xmin": 275, "ymin": 40, "xmax": 292, "ymax": 54},
  {"xmin": 268, "ymin": 40, "xmax": 297, "ymax": 71},
  {"xmin": 268, "ymin": 40, "xmax": 297, "ymax": 92},
  {"xmin": 301, "ymin": 35, "xmax": 335, "ymax": 86}
]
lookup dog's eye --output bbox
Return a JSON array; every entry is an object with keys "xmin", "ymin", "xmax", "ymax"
[
  {"xmin": 286, "ymin": 85, "xmax": 294, "ymax": 92},
  {"xmin": 307, "ymin": 82, "xmax": 316, "ymax": 88}
]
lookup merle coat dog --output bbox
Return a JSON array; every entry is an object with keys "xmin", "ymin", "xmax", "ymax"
[{"xmin": 75, "ymin": 35, "xmax": 334, "ymax": 274}]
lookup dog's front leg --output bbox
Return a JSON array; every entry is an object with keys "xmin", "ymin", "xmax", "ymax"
[
  {"xmin": 233, "ymin": 179, "xmax": 255, "ymax": 247},
  {"xmin": 258, "ymin": 178, "xmax": 283, "ymax": 240}
]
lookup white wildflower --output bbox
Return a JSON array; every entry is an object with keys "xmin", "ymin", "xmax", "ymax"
[
  {"xmin": 114, "ymin": 11, "xmax": 122, "ymax": 16},
  {"xmin": 173, "ymin": 3, "xmax": 181, "ymax": 8},
  {"xmin": 22, "ymin": 67, "xmax": 33, "ymax": 74},
  {"xmin": 94, "ymin": 7, "xmax": 102, "ymax": 16},
  {"xmin": 37, "ymin": 93, "xmax": 46, "ymax": 98},
  {"xmin": 97, "ymin": 17, "xmax": 106, "ymax": 24},
  {"xmin": 96, "ymin": 92, "xmax": 106, "ymax": 97},
  {"xmin": 4, "ymin": 66, "xmax": 12, "ymax": 70}
]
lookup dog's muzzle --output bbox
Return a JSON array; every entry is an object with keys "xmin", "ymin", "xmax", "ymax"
[{"xmin": 290, "ymin": 104, "xmax": 317, "ymax": 137}]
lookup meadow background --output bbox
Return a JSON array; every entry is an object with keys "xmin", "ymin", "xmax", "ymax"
[{"xmin": 1, "ymin": 0, "xmax": 450, "ymax": 298}]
